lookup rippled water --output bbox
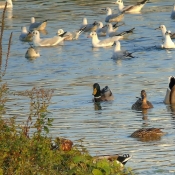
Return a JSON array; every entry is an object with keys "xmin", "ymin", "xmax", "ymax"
[{"xmin": 1, "ymin": 0, "xmax": 175, "ymax": 174}]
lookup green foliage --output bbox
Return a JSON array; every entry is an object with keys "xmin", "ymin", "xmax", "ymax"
[{"xmin": 0, "ymin": 84, "xmax": 135, "ymax": 174}]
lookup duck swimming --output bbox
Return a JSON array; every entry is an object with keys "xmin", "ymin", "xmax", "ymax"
[
  {"xmin": 132, "ymin": 90, "xmax": 153, "ymax": 110},
  {"xmin": 92, "ymin": 83, "xmax": 114, "ymax": 102}
]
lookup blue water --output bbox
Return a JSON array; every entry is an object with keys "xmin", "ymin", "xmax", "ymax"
[{"xmin": 1, "ymin": 0, "xmax": 175, "ymax": 174}]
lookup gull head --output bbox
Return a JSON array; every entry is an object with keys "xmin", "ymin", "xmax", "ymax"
[
  {"xmin": 31, "ymin": 17, "xmax": 35, "ymax": 23},
  {"xmin": 57, "ymin": 29, "xmax": 65, "ymax": 36},
  {"xmin": 32, "ymin": 30, "xmax": 40, "ymax": 39},
  {"xmin": 88, "ymin": 32, "xmax": 97, "ymax": 38},
  {"xmin": 82, "ymin": 18, "xmax": 88, "ymax": 25},
  {"xmin": 115, "ymin": 0, "xmax": 123, "ymax": 5},
  {"xmin": 21, "ymin": 26, "xmax": 28, "ymax": 33}
]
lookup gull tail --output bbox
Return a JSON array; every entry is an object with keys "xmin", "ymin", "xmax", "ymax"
[
  {"xmin": 137, "ymin": 0, "xmax": 149, "ymax": 5},
  {"xmin": 116, "ymin": 28, "xmax": 135, "ymax": 36},
  {"xmin": 113, "ymin": 22, "xmax": 125, "ymax": 29},
  {"xmin": 126, "ymin": 52, "xmax": 135, "ymax": 58},
  {"xmin": 78, "ymin": 26, "xmax": 86, "ymax": 34}
]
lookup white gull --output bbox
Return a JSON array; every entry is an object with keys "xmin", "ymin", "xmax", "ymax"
[
  {"xmin": 57, "ymin": 26, "xmax": 86, "ymax": 40},
  {"xmin": 25, "ymin": 46, "xmax": 40, "ymax": 59},
  {"xmin": 19, "ymin": 27, "xmax": 33, "ymax": 42},
  {"xmin": 29, "ymin": 17, "xmax": 47, "ymax": 31},
  {"xmin": 88, "ymin": 31, "xmax": 122, "ymax": 48},
  {"xmin": 159, "ymin": 31, "xmax": 175, "ymax": 49},
  {"xmin": 111, "ymin": 40, "xmax": 134, "ymax": 59},
  {"xmin": 0, "ymin": 0, "xmax": 13, "ymax": 9},
  {"xmin": 115, "ymin": 0, "xmax": 148, "ymax": 13},
  {"xmin": 171, "ymin": 4, "xmax": 175, "ymax": 19},
  {"xmin": 32, "ymin": 30, "xmax": 66, "ymax": 47},
  {"xmin": 80, "ymin": 18, "xmax": 97, "ymax": 32},
  {"xmin": 102, "ymin": 7, "xmax": 124, "ymax": 23},
  {"xmin": 156, "ymin": 25, "xmax": 175, "ymax": 39}
]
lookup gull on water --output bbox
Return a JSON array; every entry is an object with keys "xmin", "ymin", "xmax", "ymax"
[
  {"xmin": 25, "ymin": 46, "xmax": 40, "ymax": 59},
  {"xmin": 106, "ymin": 23, "xmax": 127, "ymax": 37},
  {"xmin": 29, "ymin": 17, "xmax": 47, "ymax": 31},
  {"xmin": 96, "ymin": 22, "xmax": 108, "ymax": 36},
  {"xmin": 164, "ymin": 76, "xmax": 175, "ymax": 104},
  {"xmin": 0, "ymin": 0, "xmax": 13, "ymax": 9},
  {"xmin": 111, "ymin": 40, "xmax": 134, "ymax": 59},
  {"xmin": 80, "ymin": 18, "xmax": 97, "ymax": 32},
  {"xmin": 88, "ymin": 31, "xmax": 122, "ymax": 48},
  {"xmin": 32, "ymin": 30, "xmax": 66, "ymax": 47},
  {"xmin": 19, "ymin": 27, "xmax": 33, "ymax": 42},
  {"xmin": 56, "ymin": 26, "xmax": 86, "ymax": 40},
  {"xmin": 115, "ymin": 0, "xmax": 148, "ymax": 13},
  {"xmin": 102, "ymin": 7, "xmax": 124, "ymax": 23},
  {"xmin": 159, "ymin": 31, "xmax": 175, "ymax": 49},
  {"xmin": 156, "ymin": 25, "xmax": 175, "ymax": 39},
  {"xmin": 171, "ymin": 4, "xmax": 175, "ymax": 19}
]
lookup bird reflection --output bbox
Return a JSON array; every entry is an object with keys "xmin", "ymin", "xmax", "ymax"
[{"xmin": 94, "ymin": 102, "xmax": 102, "ymax": 111}]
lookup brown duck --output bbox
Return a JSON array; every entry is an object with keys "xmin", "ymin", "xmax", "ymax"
[
  {"xmin": 130, "ymin": 128, "xmax": 166, "ymax": 141},
  {"xmin": 131, "ymin": 90, "xmax": 153, "ymax": 110},
  {"xmin": 92, "ymin": 83, "xmax": 114, "ymax": 102}
]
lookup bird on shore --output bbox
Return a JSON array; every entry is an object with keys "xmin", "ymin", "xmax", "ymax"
[
  {"xmin": 93, "ymin": 154, "xmax": 132, "ymax": 166},
  {"xmin": 92, "ymin": 83, "xmax": 114, "ymax": 102}
]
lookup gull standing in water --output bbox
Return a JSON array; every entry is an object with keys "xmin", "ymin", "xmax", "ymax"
[
  {"xmin": 19, "ymin": 27, "xmax": 33, "ymax": 42},
  {"xmin": 32, "ymin": 30, "xmax": 67, "ymax": 47},
  {"xmin": 171, "ymin": 4, "xmax": 175, "ymax": 19},
  {"xmin": 102, "ymin": 7, "xmax": 124, "ymax": 23},
  {"xmin": 29, "ymin": 17, "xmax": 47, "ymax": 31},
  {"xmin": 111, "ymin": 40, "xmax": 134, "ymax": 59},
  {"xmin": 156, "ymin": 25, "xmax": 175, "ymax": 39},
  {"xmin": 56, "ymin": 26, "xmax": 86, "ymax": 40},
  {"xmin": 159, "ymin": 31, "xmax": 175, "ymax": 49},
  {"xmin": 88, "ymin": 31, "xmax": 122, "ymax": 48},
  {"xmin": 0, "ymin": 0, "xmax": 13, "ymax": 8},
  {"xmin": 115, "ymin": 0, "xmax": 148, "ymax": 13},
  {"xmin": 80, "ymin": 18, "xmax": 97, "ymax": 32}
]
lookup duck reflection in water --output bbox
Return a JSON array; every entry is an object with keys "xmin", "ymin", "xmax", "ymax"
[{"xmin": 94, "ymin": 102, "xmax": 102, "ymax": 111}]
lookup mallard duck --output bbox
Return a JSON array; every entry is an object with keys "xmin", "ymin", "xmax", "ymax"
[
  {"xmin": 131, "ymin": 90, "xmax": 153, "ymax": 110},
  {"xmin": 130, "ymin": 128, "xmax": 165, "ymax": 141},
  {"xmin": 164, "ymin": 76, "xmax": 175, "ymax": 104},
  {"xmin": 92, "ymin": 83, "xmax": 114, "ymax": 102},
  {"xmin": 93, "ymin": 154, "xmax": 131, "ymax": 165}
]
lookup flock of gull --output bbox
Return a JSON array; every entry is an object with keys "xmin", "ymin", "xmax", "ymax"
[{"xmin": 1, "ymin": 0, "xmax": 175, "ymax": 166}]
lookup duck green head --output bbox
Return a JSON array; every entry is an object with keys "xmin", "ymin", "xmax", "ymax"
[{"xmin": 92, "ymin": 83, "xmax": 101, "ymax": 97}]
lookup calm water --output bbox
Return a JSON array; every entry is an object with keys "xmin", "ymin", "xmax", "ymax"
[{"xmin": 1, "ymin": 0, "xmax": 175, "ymax": 174}]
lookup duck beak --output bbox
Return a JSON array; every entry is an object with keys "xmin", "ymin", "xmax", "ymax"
[{"xmin": 92, "ymin": 88, "xmax": 97, "ymax": 95}]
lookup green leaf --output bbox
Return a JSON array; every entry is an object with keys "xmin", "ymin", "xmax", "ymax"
[
  {"xmin": 92, "ymin": 169, "xmax": 103, "ymax": 175},
  {"xmin": 97, "ymin": 161, "xmax": 110, "ymax": 174},
  {"xmin": 44, "ymin": 126, "xmax": 49, "ymax": 134},
  {"xmin": 73, "ymin": 156, "xmax": 84, "ymax": 163}
]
